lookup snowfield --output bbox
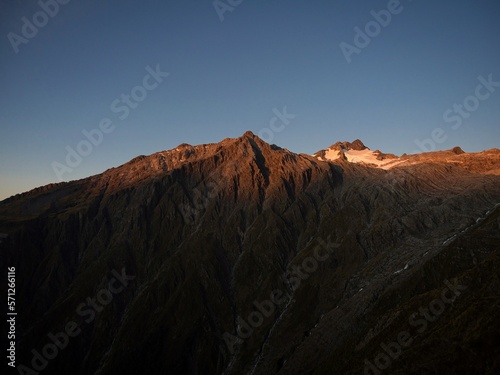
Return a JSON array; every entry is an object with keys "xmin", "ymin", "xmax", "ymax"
[{"xmin": 317, "ymin": 147, "xmax": 402, "ymax": 169}]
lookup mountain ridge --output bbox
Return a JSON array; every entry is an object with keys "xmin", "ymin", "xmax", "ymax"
[
  {"xmin": 2, "ymin": 131, "xmax": 500, "ymax": 205},
  {"xmin": 1, "ymin": 131, "xmax": 500, "ymax": 374}
]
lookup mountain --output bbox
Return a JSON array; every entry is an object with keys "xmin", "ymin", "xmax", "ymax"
[
  {"xmin": 1, "ymin": 131, "xmax": 500, "ymax": 375},
  {"xmin": 312, "ymin": 139, "xmax": 498, "ymax": 174},
  {"xmin": 313, "ymin": 139, "xmax": 400, "ymax": 169}
]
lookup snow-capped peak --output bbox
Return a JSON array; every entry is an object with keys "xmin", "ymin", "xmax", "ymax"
[{"xmin": 313, "ymin": 140, "xmax": 402, "ymax": 169}]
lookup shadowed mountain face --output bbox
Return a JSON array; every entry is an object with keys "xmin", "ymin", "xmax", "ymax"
[{"xmin": 1, "ymin": 132, "xmax": 500, "ymax": 375}]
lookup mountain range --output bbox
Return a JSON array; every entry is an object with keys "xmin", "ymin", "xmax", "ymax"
[{"xmin": 1, "ymin": 131, "xmax": 500, "ymax": 375}]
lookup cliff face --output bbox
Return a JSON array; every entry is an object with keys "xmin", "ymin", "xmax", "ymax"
[{"xmin": 1, "ymin": 132, "xmax": 500, "ymax": 375}]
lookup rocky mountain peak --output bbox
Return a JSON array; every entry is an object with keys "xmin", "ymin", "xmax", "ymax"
[
  {"xmin": 451, "ymin": 146, "xmax": 465, "ymax": 155},
  {"xmin": 348, "ymin": 139, "xmax": 367, "ymax": 151},
  {"xmin": 326, "ymin": 139, "xmax": 368, "ymax": 152},
  {"xmin": 242, "ymin": 130, "xmax": 257, "ymax": 139}
]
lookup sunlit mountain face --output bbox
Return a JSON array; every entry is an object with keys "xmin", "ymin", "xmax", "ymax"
[{"xmin": 1, "ymin": 131, "xmax": 500, "ymax": 375}]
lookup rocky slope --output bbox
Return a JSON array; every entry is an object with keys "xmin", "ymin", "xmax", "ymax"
[{"xmin": 1, "ymin": 131, "xmax": 500, "ymax": 375}]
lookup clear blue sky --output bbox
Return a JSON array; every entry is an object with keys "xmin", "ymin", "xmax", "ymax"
[{"xmin": 1, "ymin": 0, "xmax": 499, "ymax": 200}]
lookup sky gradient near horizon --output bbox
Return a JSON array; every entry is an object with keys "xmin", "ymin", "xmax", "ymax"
[{"xmin": 1, "ymin": 0, "xmax": 500, "ymax": 200}]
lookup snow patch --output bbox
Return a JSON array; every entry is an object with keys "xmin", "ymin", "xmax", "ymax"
[
  {"xmin": 345, "ymin": 149, "xmax": 383, "ymax": 165},
  {"xmin": 393, "ymin": 263, "xmax": 409, "ymax": 275},
  {"xmin": 319, "ymin": 147, "xmax": 402, "ymax": 169},
  {"xmin": 324, "ymin": 148, "xmax": 341, "ymax": 161},
  {"xmin": 443, "ymin": 235, "xmax": 457, "ymax": 246}
]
